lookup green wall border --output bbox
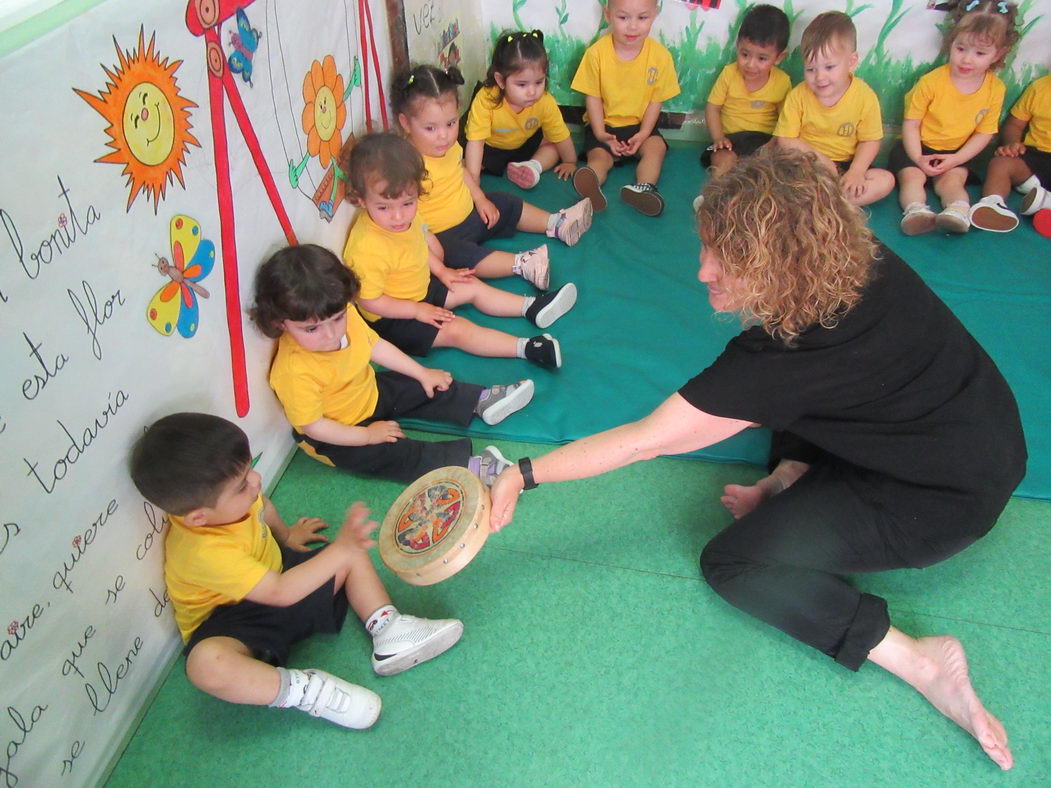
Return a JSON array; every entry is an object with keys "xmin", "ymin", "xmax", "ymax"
[{"xmin": 0, "ymin": 0, "xmax": 112, "ymax": 57}]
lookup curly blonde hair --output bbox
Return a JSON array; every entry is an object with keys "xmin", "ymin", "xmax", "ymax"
[
  {"xmin": 696, "ymin": 147, "xmax": 878, "ymax": 345},
  {"xmin": 947, "ymin": 0, "xmax": 1020, "ymax": 71}
]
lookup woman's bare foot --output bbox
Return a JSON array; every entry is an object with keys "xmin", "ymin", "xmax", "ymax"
[
  {"xmin": 719, "ymin": 460, "xmax": 810, "ymax": 518},
  {"xmin": 869, "ymin": 629, "xmax": 1013, "ymax": 770}
]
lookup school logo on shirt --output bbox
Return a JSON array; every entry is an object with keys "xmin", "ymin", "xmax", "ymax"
[
  {"xmin": 975, "ymin": 108, "xmax": 989, "ymax": 125},
  {"xmin": 647, "ymin": 67, "xmax": 658, "ymax": 86},
  {"xmin": 750, "ymin": 100, "xmax": 766, "ymax": 109},
  {"xmin": 525, "ymin": 117, "xmax": 539, "ymax": 130},
  {"xmin": 837, "ymin": 121, "xmax": 856, "ymax": 137}
]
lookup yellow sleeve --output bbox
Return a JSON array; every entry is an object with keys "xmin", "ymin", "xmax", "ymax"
[
  {"xmin": 856, "ymin": 85, "xmax": 884, "ymax": 142},
  {"xmin": 707, "ymin": 64, "xmax": 732, "ymax": 106},
  {"xmin": 773, "ymin": 86, "xmax": 803, "ymax": 138},
  {"xmin": 571, "ymin": 43, "xmax": 602, "ymax": 98},
  {"xmin": 465, "ymin": 88, "xmax": 494, "ymax": 142},
  {"xmin": 903, "ymin": 73, "xmax": 933, "ymax": 122},
  {"xmin": 1009, "ymin": 81, "xmax": 1036, "ymax": 123},
  {"xmin": 977, "ymin": 77, "xmax": 1005, "ymax": 135},
  {"xmin": 539, "ymin": 93, "xmax": 571, "ymax": 142},
  {"xmin": 654, "ymin": 47, "xmax": 681, "ymax": 103},
  {"xmin": 179, "ymin": 538, "xmax": 272, "ymax": 603}
]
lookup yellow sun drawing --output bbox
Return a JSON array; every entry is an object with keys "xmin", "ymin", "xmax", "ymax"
[
  {"xmin": 301, "ymin": 55, "xmax": 346, "ymax": 170},
  {"xmin": 74, "ymin": 28, "xmax": 200, "ymax": 212}
]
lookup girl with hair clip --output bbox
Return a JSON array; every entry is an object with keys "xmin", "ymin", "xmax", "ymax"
[
  {"xmin": 464, "ymin": 29, "xmax": 579, "ymax": 190},
  {"xmin": 890, "ymin": 0, "xmax": 1019, "ymax": 235},
  {"xmin": 391, "ymin": 64, "xmax": 592, "ymax": 284}
]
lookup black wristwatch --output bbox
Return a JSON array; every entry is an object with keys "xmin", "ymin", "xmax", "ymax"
[{"xmin": 518, "ymin": 457, "xmax": 539, "ymax": 490}]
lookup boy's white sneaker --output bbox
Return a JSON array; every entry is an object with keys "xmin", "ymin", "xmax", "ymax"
[
  {"xmin": 371, "ymin": 614, "xmax": 464, "ymax": 676},
  {"xmin": 297, "ymin": 669, "xmax": 381, "ymax": 729},
  {"xmin": 969, "ymin": 195, "xmax": 1018, "ymax": 232},
  {"xmin": 1020, "ymin": 184, "xmax": 1049, "ymax": 215}
]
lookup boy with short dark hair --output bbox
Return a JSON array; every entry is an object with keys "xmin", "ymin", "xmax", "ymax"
[
  {"xmin": 774, "ymin": 11, "xmax": 894, "ymax": 206},
  {"xmin": 129, "ymin": 412, "xmax": 463, "ymax": 729},
  {"xmin": 703, "ymin": 4, "xmax": 791, "ymax": 179},
  {"xmin": 570, "ymin": 0, "xmax": 680, "ymax": 216}
]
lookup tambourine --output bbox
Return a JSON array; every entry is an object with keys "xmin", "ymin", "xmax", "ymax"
[{"xmin": 379, "ymin": 466, "xmax": 490, "ymax": 585}]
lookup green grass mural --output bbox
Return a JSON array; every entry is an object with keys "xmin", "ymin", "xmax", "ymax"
[{"xmin": 490, "ymin": 0, "xmax": 1047, "ymax": 136}]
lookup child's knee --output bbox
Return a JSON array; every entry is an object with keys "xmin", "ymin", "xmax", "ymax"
[{"xmin": 185, "ymin": 637, "xmax": 251, "ymax": 693}]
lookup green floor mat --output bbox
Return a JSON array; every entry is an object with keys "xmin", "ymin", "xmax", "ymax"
[
  {"xmin": 106, "ymin": 445, "xmax": 1051, "ymax": 786},
  {"xmin": 390, "ymin": 144, "xmax": 1051, "ymax": 499}
]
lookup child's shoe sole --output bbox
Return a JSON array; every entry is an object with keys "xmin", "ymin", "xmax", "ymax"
[
  {"xmin": 573, "ymin": 167, "xmax": 607, "ymax": 211},
  {"xmin": 507, "ymin": 161, "xmax": 540, "ymax": 189},
  {"xmin": 969, "ymin": 203, "xmax": 1018, "ymax": 232},
  {"xmin": 620, "ymin": 185, "xmax": 664, "ymax": 217}
]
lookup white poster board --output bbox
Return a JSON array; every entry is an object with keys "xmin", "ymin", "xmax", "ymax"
[{"xmin": 0, "ymin": 0, "xmax": 390, "ymax": 784}]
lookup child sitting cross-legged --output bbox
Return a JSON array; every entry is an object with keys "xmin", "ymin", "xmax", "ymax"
[
  {"xmin": 252, "ymin": 244, "xmax": 527, "ymax": 485},
  {"xmin": 129, "ymin": 412, "xmax": 464, "ymax": 730},
  {"xmin": 343, "ymin": 132, "xmax": 573, "ymax": 369}
]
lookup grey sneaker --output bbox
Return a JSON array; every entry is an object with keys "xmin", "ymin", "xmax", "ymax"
[
  {"xmin": 523, "ymin": 333, "xmax": 562, "ymax": 368},
  {"xmin": 515, "ymin": 245, "xmax": 550, "ymax": 290},
  {"xmin": 473, "ymin": 445, "xmax": 514, "ymax": 487},
  {"xmin": 620, "ymin": 182, "xmax": 664, "ymax": 216},
  {"xmin": 525, "ymin": 283, "xmax": 577, "ymax": 329},
  {"xmin": 371, "ymin": 614, "xmax": 464, "ymax": 676},
  {"xmin": 475, "ymin": 379, "xmax": 535, "ymax": 425},
  {"xmin": 297, "ymin": 669, "xmax": 381, "ymax": 729}
]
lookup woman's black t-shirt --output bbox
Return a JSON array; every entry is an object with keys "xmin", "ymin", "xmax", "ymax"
[{"xmin": 678, "ymin": 246, "xmax": 1026, "ymax": 520}]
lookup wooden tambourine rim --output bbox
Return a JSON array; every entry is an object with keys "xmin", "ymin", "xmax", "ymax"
[{"xmin": 379, "ymin": 466, "xmax": 490, "ymax": 586}]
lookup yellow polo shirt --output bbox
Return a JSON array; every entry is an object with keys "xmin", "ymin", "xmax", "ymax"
[
  {"xmin": 1011, "ymin": 75, "xmax": 1051, "ymax": 153},
  {"xmin": 343, "ymin": 211, "xmax": 430, "ymax": 321},
  {"xmin": 904, "ymin": 65, "xmax": 1004, "ymax": 150},
  {"xmin": 571, "ymin": 34, "xmax": 680, "ymax": 127},
  {"xmin": 708, "ymin": 62, "xmax": 791, "ymax": 135},
  {"xmin": 774, "ymin": 76, "xmax": 883, "ymax": 162},
  {"xmin": 466, "ymin": 87, "xmax": 570, "ymax": 149},
  {"xmin": 417, "ymin": 142, "xmax": 475, "ymax": 233}
]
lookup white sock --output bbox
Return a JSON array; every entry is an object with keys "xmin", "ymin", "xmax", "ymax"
[
  {"xmin": 365, "ymin": 605, "xmax": 398, "ymax": 636},
  {"xmin": 516, "ymin": 337, "xmax": 527, "ymax": 358},
  {"xmin": 512, "ymin": 251, "xmax": 525, "ymax": 274},
  {"xmin": 270, "ymin": 667, "xmax": 311, "ymax": 708},
  {"xmin": 521, "ymin": 296, "xmax": 536, "ymax": 316},
  {"xmin": 1016, "ymin": 174, "xmax": 1039, "ymax": 194},
  {"xmin": 545, "ymin": 212, "xmax": 560, "ymax": 232}
]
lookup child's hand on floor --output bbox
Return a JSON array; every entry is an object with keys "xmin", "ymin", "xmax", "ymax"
[{"xmin": 285, "ymin": 517, "xmax": 330, "ymax": 552}]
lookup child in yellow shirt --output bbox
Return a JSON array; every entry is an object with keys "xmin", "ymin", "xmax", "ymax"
[
  {"xmin": 703, "ymin": 5, "xmax": 791, "ymax": 179},
  {"xmin": 890, "ymin": 1, "xmax": 1017, "ymax": 235},
  {"xmin": 972, "ymin": 73, "xmax": 1051, "ymax": 236},
  {"xmin": 393, "ymin": 65, "xmax": 592, "ymax": 278},
  {"xmin": 774, "ymin": 11, "xmax": 894, "ymax": 207},
  {"xmin": 251, "ymin": 244, "xmax": 532, "ymax": 484},
  {"xmin": 465, "ymin": 30, "xmax": 578, "ymax": 190},
  {"xmin": 570, "ymin": 0, "xmax": 680, "ymax": 216},
  {"xmin": 343, "ymin": 132, "xmax": 574, "ymax": 368}
]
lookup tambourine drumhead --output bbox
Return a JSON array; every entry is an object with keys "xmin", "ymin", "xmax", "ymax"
[{"xmin": 379, "ymin": 466, "xmax": 490, "ymax": 586}]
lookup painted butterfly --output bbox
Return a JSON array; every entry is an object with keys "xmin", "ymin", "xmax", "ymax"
[
  {"xmin": 228, "ymin": 8, "xmax": 260, "ymax": 85},
  {"xmin": 147, "ymin": 215, "xmax": 214, "ymax": 338}
]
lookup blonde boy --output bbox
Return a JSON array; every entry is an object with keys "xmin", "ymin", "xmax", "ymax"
[
  {"xmin": 570, "ymin": 0, "xmax": 680, "ymax": 216},
  {"xmin": 774, "ymin": 11, "xmax": 894, "ymax": 206}
]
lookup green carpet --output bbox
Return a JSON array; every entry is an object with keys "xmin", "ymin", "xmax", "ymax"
[
  {"xmin": 381, "ymin": 144, "xmax": 1051, "ymax": 499},
  {"xmin": 107, "ymin": 441, "xmax": 1051, "ymax": 786}
]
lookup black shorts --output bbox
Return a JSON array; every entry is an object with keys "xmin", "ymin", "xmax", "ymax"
[
  {"xmin": 435, "ymin": 190, "xmax": 524, "ymax": 269},
  {"xmin": 699, "ymin": 131, "xmax": 773, "ymax": 168},
  {"xmin": 1019, "ymin": 147, "xmax": 1051, "ymax": 186},
  {"xmin": 886, "ymin": 140, "xmax": 981, "ymax": 183},
  {"xmin": 478, "ymin": 129, "xmax": 544, "ymax": 175},
  {"xmin": 368, "ymin": 276, "xmax": 449, "ymax": 356},
  {"xmin": 184, "ymin": 545, "xmax": 349, "ymax": 667},
  {"xmin": 581, "ymin": 123, "xmax": 667, "ymax": 164}
]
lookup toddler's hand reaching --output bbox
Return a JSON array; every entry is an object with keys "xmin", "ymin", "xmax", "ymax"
[
  {"xmin": 334, "ymin": 503, "xmax": 378, "ymax": 552},
  {"xmin": 285, "ymin": 517, "xmax": 330, "ymax": 552}
]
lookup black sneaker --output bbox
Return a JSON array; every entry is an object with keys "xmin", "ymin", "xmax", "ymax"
[
  {"xmin": 620, "ymin": 182, "xmax": 664, "ymax": 217},
  {"xmin": 525, "ymin": 283, "xmax": 577, "ymax": 329},
  {"xmin": 523, "ymin": 334, "xmax": 562, "ymax": 368}
]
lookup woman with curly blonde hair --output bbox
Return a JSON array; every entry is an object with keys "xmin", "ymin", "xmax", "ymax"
[{"xmin": 490, "ymin": 148, "xmax": 1025, "ymax": 770}]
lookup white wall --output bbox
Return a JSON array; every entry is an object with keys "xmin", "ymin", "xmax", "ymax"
[{"xmin": 0, "ymin": 1, "xmax": 390, "ymax": 784}]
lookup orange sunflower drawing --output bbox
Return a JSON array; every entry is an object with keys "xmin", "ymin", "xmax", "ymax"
[{"xmin": 301, "ymin": 55, "xmax": 346, "ymax": 170}]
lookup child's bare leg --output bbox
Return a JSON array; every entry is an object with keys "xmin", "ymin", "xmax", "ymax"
[
  {"xmin": 533, "ymin": 142, "xmax": 560, "ymax": 172},
  {"xmin": 586, "ymin": 148, "xmax": 614, "ymax": 184},
  {"xmin": 635, "ymin": 136, "xmax": 667, "ymax": 185},
  {"xmin": 849, "ymin": 168, "xmax": 895, "ymax": 207},
  {"xmin": 720, "ymin": 459, "xmax": 810, "ymax": 519},
  {"xmin": 868, "ymin": 627, "xmax": 1012, "ymax": 770},
  {"xmin": 897, "ymin": 167, "xmax": 929, "ymax": 209},
  {"xmin": 445, "ymin": 277, "xmax": 525, "ymax": 316},
  {"xmin": 434, "ymin": 316, "xmax": 519, "ymax": 357},
  {"xmin": 517, "ymin": 201, "xmax": 552, "ymax": 234},
  {"xmin": 186, "ymin": 636, "xmax": 281, "ymax": 704},
  {"xmin": 933, "ymin": 168, "xmax": 969, "ymax": 208},
  {"xmin": 709, "ymin": 149, "xmax": 738, "ymax": 179},
  {"xmin": 334, "ymin": 547, "xmax": 391, "ymax": 622},
  {"xmin": 473, "ymin": 250, "xmax": 517, "ymax": 278}
]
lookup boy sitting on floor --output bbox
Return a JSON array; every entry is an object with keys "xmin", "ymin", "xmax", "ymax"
[{"xmin": 129, "ymin": 412, "xmax": 463, "ymax": 729}]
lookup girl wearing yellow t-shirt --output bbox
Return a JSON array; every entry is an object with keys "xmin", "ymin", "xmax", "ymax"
[
  {"xmin": 890, "ymin": 1, "xmax": 1018, "ymax": 235},
  {"xmin": 392, "ymin": 64, "xmax": 592, "ymax": 276},
  {"xmin": 464, "ymin": 30, "xmax": 578, "ymax": 190}
]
